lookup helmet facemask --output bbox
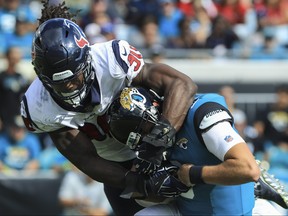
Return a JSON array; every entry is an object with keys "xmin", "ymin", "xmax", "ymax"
[
  {"xmin": 125, "ymin": 105, "xmax": 159, "ymax": 150},
  {"xmin": 38, "ymin": 55, "xmax": 94, "ymax": 108}
]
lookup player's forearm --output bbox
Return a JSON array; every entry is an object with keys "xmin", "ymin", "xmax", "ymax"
[
  {"xmin": 64, "ymin": 152, "xmax": 129, "ymax": 188},
  {"xmin": 79, "ymin": 157, "xmax": 129, "ymax": 188},
  {"xmin": 201, "ymin": 159, "xmax": 260, "ymax": 185},
  {"xmin": 161, "ymin": 78, "xmax": 196, "ymax": 131},
  {"xmin": 178, "ymin": 159, "xmax": 260, "ymax": 186},
  {"xmin": 139, "ymin": 63, "xmax": 197, "ymax": 131},
  {"xmin": 50, "ymin": 130, "xmax": 129, "ymax": 188}
]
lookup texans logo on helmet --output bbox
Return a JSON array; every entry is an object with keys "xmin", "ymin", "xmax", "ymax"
[{"xmin": 64, "ymin": 19, "xmax": 89, "ymax": 48}]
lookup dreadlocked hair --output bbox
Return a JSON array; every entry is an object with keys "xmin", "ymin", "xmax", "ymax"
[{"xmin": 38, "ymin": 0, "xmax": 80, "ymax": 26}]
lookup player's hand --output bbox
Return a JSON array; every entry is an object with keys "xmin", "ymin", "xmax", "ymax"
[
  {"xmin": 134, "ymin": 117, "xmax": 176, "ymax": 175},
  {"xmin": 121, "ymin": 163, "xmax": 190, "ymax": 200},
  {"xmin": 134, "ymin": 143, "xmax": 165, "ymax": 175},
  {"xmin": 145, "ymin": 164, "xmax": 190, "ymax": 198}
]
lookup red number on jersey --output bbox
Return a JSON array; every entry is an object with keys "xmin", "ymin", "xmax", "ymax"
[
  {"xmin": 79, "ymin": 115, "xmax": 110, "ymax": 141},
  {"xmin": 22, "ymin": 116, "xmax": 36, "ymax": 132},
  {"xmin": 128, "ymin": 45, "xmax": 143, "ymax": 72}
]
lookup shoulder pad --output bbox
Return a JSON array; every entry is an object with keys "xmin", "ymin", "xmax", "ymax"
[{"xmin": 199, "ymin": 109, "xmax": 232, "ymax": 130}]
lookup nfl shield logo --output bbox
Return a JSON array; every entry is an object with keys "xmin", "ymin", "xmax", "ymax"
[{"xmin": 224, "ymin": 135, "xmax": 234, "ymax": 142}]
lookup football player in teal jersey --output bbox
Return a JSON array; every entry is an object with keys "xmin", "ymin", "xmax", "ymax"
[{"xmin": 108, "ymin": 87, "xmax": 288, "ymax": 215}]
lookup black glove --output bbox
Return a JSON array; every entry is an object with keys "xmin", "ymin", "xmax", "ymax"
[
  {"xmin": 134, "ymin": 117, "xmax": 176, "ymax": 175},
  {"xmin": 121, "ymin": 164, "xmax": 190, "ymax": 199},
  {"xmin": 134, "ymin": 144, "xmax": 165, "ymax": 175},
  {"xmin": 141, "ymin": 117, "xmax": 176, "ymax": 149},
  {"xmin": 147, "ymin": 163, "xmax": 190, "ymax": 198}
]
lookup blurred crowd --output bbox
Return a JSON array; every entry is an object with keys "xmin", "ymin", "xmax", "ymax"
[
  {"xmin": 72, "ymin": 0, "xmax": 288, "ymax": 59},
  {"xmin": 1, "ymin": 0, "xmax": 288, "ymax": 61},
  {"xmin": 0, "ymin": 0, "xmax": 287, "ymax": 215}
]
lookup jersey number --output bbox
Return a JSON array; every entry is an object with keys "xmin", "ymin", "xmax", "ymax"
[
  {"xmin": 128, "ymin": 45, "xmax": 142, "ymax": 72},
  {"xmin": 79, "ymin": 115, "xmax": 110, "ymax": 141}
]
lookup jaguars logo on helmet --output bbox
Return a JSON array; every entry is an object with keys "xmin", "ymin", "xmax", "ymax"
[{"xmin": 120, "ymin": 87, "xmax": 147, "ymax": 111}]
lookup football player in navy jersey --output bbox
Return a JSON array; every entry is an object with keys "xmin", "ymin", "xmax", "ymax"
[
  {"xmin": 20, "ymin": 1, "xmax": 197, "ymax": 215},
  {"xmin": 108, "ymin": 87, "xmax": 288, "ymax": 215}
]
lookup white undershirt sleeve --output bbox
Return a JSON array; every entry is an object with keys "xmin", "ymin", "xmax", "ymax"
[{"xmin": 202, "ymin": 121, "xmax": 245, "ymax": 161}]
